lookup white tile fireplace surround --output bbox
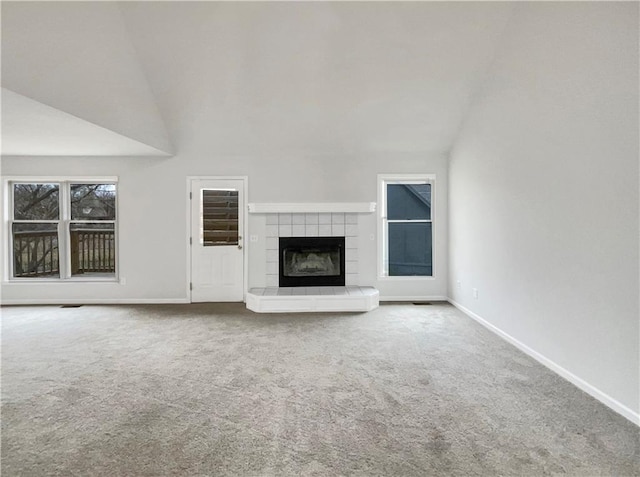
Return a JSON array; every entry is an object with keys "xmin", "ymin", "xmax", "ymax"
[
  {"xmin": 264, "ymin": 212, "xmax": 359, "ymax": 287},
  {"xmin": 247, "ymin": 203, "xmax": 379, "ymax": 313}
]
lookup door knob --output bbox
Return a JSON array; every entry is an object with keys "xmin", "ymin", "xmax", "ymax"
[{"xmin": 238, "ymin": 245, "xmax": 243, "ymax": 250}]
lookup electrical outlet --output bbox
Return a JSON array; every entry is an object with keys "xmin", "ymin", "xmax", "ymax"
[
  {"xmin": 250, "ymin": 235, "xmax": 259, "ymax": 243},
  {"xmin": 456, "ymin": 280, "xmax": 461, "ymax": 290},
  {"xmin": 472, "ymin": 288, "xmax": 478, "ymax": 299}
]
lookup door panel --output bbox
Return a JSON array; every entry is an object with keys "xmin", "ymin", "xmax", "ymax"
[{"xmin": 191, "ymin": 179, "xmax": 245, "ymax": 302}]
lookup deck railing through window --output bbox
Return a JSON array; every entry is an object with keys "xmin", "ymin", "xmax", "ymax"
[
  {"xmin": 13, "ymin": 229, "xmax": 116, "ymax": 277},
  {"xmin": 13, "ymin": 230, "xmax": 60, "ymax": 277},
  {"xmin": 70, "ymin": 229, "xmax": 116, "ymax": 274}
]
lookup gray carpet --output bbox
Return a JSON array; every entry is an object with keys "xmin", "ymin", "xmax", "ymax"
[{"xmin": 1, "ymin": 302, "xmax": 638, "ymax": 476}]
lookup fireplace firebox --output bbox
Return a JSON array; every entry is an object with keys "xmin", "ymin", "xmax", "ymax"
[{"xmin": 279, "ymin": 237, "xmax": 345, "ymax": 287}]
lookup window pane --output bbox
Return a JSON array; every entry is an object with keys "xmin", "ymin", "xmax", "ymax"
[
  {"xmin": 388, "ymin": 222, "xmax": 432, "ymax": 276},
  {"xmin": 69, "ymin": 223, "xmax": 116, "ymax": 277},
  {"xmin": 71, "ymin": 184, "xmax": 116, "ymax": 220},
  {"xmin": 12, "ymin": 223, "xmax": 60, "ymax": 278},
  {"xmin": 387, "ymin": 183, "xmax": 431, "ymax": 220},
  {"xmin": 13, "ymin": 183, "xmax": 59, "ymax": 220},
  {"xmin": 202, "ymin": 190, "xmax": 238, "ymax": 246}
]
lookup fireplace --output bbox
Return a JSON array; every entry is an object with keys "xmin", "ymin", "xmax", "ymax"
[{"xmin": 279, "ymin": 237, "xmax": 345, "ymax": 287}]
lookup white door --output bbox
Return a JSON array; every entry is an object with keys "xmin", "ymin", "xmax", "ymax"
[{"xmin": 190, "ymin": 178, "xmax": 245, "ymax": 302}]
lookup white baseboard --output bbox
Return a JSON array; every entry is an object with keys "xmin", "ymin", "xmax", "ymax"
[
  {"xmin": 380, "ymin": 295, "xmax": 449, "ymax": 302},
  {"xmin": 448, "ymin": 298, "xmax": 640, "ymax": 427},
  {"xmin": 0, "ymin": 298, "xmax": 190, "ymax": 305}
]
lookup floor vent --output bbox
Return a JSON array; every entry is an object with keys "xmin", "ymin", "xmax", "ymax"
[
  {"xmin": 60, "ymin": 305, "xmax": 83, "ymax": 308},
  {"xmin": 413, "ymin": 302, "xmax": 432, "ymax": 306}
]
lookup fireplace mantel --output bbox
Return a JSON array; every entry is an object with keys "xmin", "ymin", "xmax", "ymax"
[{"xmin": 248, "ymin": 202, "xmax": 376, "ymax": 214}]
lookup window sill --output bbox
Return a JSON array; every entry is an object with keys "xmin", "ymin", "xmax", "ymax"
[
  {"xmin": 4, "ymin": 277, "xmax": 121, "ymax": 284},
  {"xmin": 378, "ymin": 275, "xmax": 436, "ymax": 281}
]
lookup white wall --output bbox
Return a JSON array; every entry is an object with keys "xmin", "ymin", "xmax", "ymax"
[
  {"xmin": 1, "ymin": 152, "xmax": 448, "ymax": 303},
  {"xmin": 449, "ymin": 3, "xmax": 639, "ymax": 419},
  {"xmin": 118, "ymin": 2, "xmax": 512, "ymax": 158},
  {"xmin": 0, "ymin": 156, "xmax": 186, "ymax": 303},
  {"xmin": 3, "ymin": 2, "xmax": 500, "ymax": 303},
  {"xmin": 245, "ymin": 154, "xmax": 448, "ymax": 299},
  {"xmin": 1, "ymin": 2, "xmax": 171, "ymax": 153}
]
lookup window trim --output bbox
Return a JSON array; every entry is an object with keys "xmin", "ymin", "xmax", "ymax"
[
  {"xmin": 3, "ymin": 176, "xmax": 119, "ymax": 283},
  {"xmin": 377, "ymin": 173, "xmax": 436, "ymax": 280}
]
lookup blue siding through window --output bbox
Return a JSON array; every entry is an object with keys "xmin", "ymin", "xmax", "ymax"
[{"xmin": 386, "ymin": 183, "xmax": 432, "ymax": 276}]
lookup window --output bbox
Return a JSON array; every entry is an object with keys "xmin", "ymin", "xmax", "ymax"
[
  {"xmin": 379, "ymin": 175, "xmax": 434, "ymax": 278},
  {"xmin": 201, "ymin": 189, "xmax": 239, "ymax": 246},
  {"xmin": 8, "ymin": 179, "xmax": 117, "ymax": 280}
]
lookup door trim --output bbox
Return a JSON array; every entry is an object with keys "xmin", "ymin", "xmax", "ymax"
[{"xmin": 186, "ymin": 176, "xmax": 249, "ymax": 303}]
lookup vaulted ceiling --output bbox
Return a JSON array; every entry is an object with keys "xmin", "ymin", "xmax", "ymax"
[{"xmin": 1, "ymin": 1, "xmax": 514, "ymax": 157}]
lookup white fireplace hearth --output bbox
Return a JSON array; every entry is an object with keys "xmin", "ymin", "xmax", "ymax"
[{"xmin": 246, "ymin": 286, "xmax": 379, "ymax": 313}]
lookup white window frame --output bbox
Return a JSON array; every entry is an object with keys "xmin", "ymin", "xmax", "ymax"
[
  {"xmin": 377, "ymin": 173, "xmax": 435, "ymax": 280},
  {"xmin": 3, "ymin": 176, "xmax": 119, "ymax": 283}
]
